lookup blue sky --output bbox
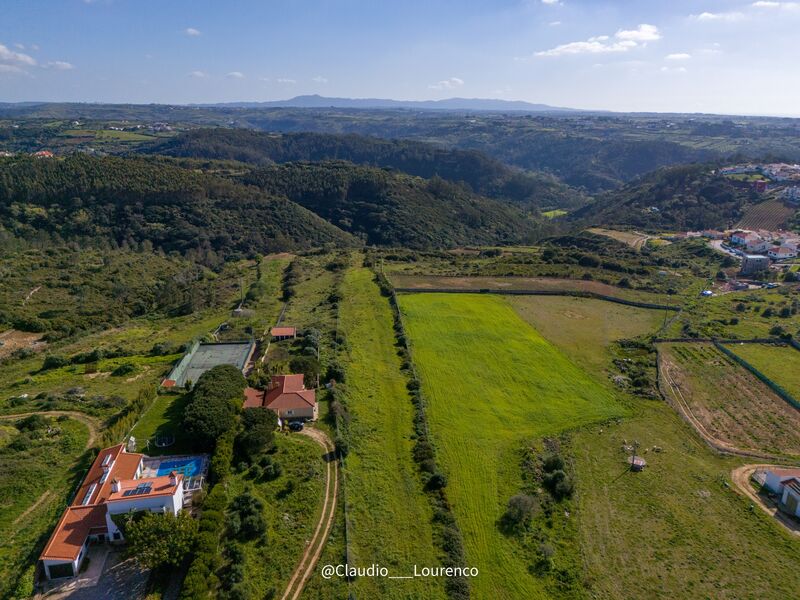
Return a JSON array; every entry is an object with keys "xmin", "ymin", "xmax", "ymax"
[{"xmin": 1, "ymin": 0, "xmax": 798, "ymax": 115}]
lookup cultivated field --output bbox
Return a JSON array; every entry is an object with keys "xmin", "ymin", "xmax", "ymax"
[
  {"xmin": 659, "ymin": 343, "xmax": 800, "ymax": 458},
  {"xmin": 736, "ymin": 198, "xmax": 795, "ymax": 230},
  {"xmin": 398, "ymin": 293, "xmax": 623, "ymax": 599},
  {"xmin": 338, "ymin": 268, "xmax": 445, "ymax": 599},
  {"xmin": 726, "ymin": 343, "xmax": 800, "ymax": 400},
  {"xmin": 586, "ymin": 227, "xmax": 649, "ymax": 250}
]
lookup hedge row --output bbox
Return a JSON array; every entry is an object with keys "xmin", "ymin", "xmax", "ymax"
[
  {"xmin": 179, "ymin": 484, "xmax": 229, "ymax": 599},
  {"xmin": 99, "ymin": 386, "xmax": 157, "ymax": 447},
  {"xmin": 375, "ymin": 271, "xmax": 470, "ymax": 600},
  {"xmin": 714, "ymin": 342, "xmax": 800, "ymax": 411}
]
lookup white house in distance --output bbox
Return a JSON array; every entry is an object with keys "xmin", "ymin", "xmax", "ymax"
[
  {"xmin": 39, "ymin": 444, "xmax": 184, "ymax": 580},
  {"xmin": 763, "ymin": 467, "xmax": 800, "ymax": 518},
  {"xmin": 768, "ymin": 246, "xmax": 797, "ymax": 260}
]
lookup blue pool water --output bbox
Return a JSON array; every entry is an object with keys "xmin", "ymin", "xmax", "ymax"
[{"xmin": 156, "ymin": 457, "xmax": 204, "ymax": 477}]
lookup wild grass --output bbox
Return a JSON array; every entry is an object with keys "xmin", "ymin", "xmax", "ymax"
[
  {"xmin": 398, "ymin": 293, "xmax": 624, "ymax": 599},
  {"xmin": 726, "ymin": 342, "xmax": 800, "ymax": 400},
  {"xmin": 338, "ymin": 268, "xmax": 445, "ymax": 598}
]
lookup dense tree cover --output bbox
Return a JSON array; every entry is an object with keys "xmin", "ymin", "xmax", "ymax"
[
  {"xmin": 572, "ymin": 164, "xmax": 755, "ymax": 230},
  {"xmin": 183, "ymin": 365, "xmax": 246, "ymax": 450},
  {"xmin": 145, "ymin": 128, "xmax": 585, "ymax": 210},
  {"xmin": 236, "ymin": 407, "xmax": 277, "ymax": 463},
  {"xmin": 0, "ymin": 155, "xmax": 355, "ymax": 259},
  {"xmin": 125, "ymin": 511, "xmax": 198, "ymax": 569},
  {"xmin": 241, "ymin": 162, "xmax": 546, "ymax": 248}
]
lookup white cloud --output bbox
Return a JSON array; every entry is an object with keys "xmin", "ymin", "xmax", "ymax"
[
  {"xmin": 0, "ymin": 43, "xmax": 37, "ymax": 67},
  {"xmin": 184, "ymin": 27, "xmax": 201, "ymax": 36},
  {"xmin": 312, "ymin": 75, "xmax": 328, "ymax": 83},
  {"xmin": 665, "ymin": 53, "xmax": 691, "ymax": 60},
  {"xmin": 277, "ymin": 78, "xmax": 296, "ymax": 84},
  {"xmin": 549, "ymin": 21, "xmax": 561, "ymax": 26},
  {"xmin": 615, "ymin": 24, "xmax": 661, "ymax": 42},
  {"xmin": 14, "ymin": 43, "xmax": 25, "ymax": 50},
  {"xmin": 189, "ymin": 70, "xmax": 208, "ymax": 78},
  {"xmin": 751, "ymin": 1, "xmax": 800, "ymax": 8},
  {"xmin": 30, "ymin": 44, "xmax": 40, "ymax": 51},
  {"xmin": 692, "ymin": 11, "xmax": 746, "ymax": 22},
  {"xmin": 43, "ymin": 61, "xmax": 74, "ymax": 70},
  {"xmin": 429, "ymin": 76, "xmax": 465, "ymax": 90},
  {"xmin": 226, "ymin": 71, "xmax": 245, "ymax": 79},
  {"xmin": 541, "ymin": 0, "xmax": 561, "ymax": 4},
  {"xmin": 0, "ymin": 64, "xmax": 25, "ymax": 74},
  {"xmin": 661, "ymin": 66, "xmax": 688, "ymax": 73},
  {"xmin": 535, "ymin": 23, "xmax": 659, "ymax": 57}
]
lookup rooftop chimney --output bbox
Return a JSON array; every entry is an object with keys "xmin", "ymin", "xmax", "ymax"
[
  {"xmin": 111, "ymin": 478, "xmax": 120, "ymax": 493},
  {"xmin": 169, "ymin": 471, "xmax": 178, "ymax": 486}
]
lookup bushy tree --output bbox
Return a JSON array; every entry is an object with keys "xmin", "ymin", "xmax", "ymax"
[
  {"xmin": 126, "ymin": 511, "xmax": 198, "ymax": 569},
  {"xmin": 183, "ymin": 365, "xmax": 246, "ymax": 450},
  {"xmin": 228, "ymin": 491, "xmax": 267, "ymax": 541},
  {"xmin": 237, "ymin": 407, "xmax": 278, "ymax": 462}
]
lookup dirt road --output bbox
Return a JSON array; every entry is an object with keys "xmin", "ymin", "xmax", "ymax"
[{"xmin": 280, "ymin": 427, "xmax": 339, "ymax": 600}]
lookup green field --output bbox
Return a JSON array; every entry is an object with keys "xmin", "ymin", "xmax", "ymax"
[
  {"xmin": 726, "ymin": 343, "xmax": 800, "ymax": 400},
  {"xmin": 507, "ymin": 298, "xmax": 800, "ymax": 598},
  {"xmin": 398, "ymin": 293, "xmax": 624, "ymax": 599},
  {"xmin": 128, "ymin": 392, "xmax": 192, "ymax": 456},
  {"xmin": 338, "ymin": 268, "xmax": 445, "ymax": 598}
]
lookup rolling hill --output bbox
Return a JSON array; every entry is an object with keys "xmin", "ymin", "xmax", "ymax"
[
  {"xmin": 143, "ymin": 129, "xmax": 585, "ymax": 210},
  {"xmin": 239, "ymin": 161, "xmax": 546, "ymax": 248}
]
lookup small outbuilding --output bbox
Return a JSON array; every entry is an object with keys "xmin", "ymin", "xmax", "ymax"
[{"xmin": 271, "ymin": 327, "xmax": 297, "ymax": 341}]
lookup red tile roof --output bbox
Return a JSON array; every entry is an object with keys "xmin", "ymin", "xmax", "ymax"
[
  {"xmin": 106, "ymin": 474, "xmax": 182, "ymax": 503},
  {"xmin": 271, "ymin": 327, "xmax": 296, "ymax": 337},
  {"xmin": 243, "ymin": 375, "xmax": 316, "ymax": 411},
  {"xmin": 41, "ymin": 444, "xmax": 149, "ymax": 562}
]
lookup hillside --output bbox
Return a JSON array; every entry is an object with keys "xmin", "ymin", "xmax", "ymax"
[
  {"xmin": 572, "ymin": 164, "xmax": 757, "ymax": 230},
  {"xmin": 239, "ymin": 161, "xmax": 546, "ymax": 248},
  {"xmin": 0, "ymin": 155, "xmax": 356, "ymax": 261},
  {"xmin": 143, "ymin": 129, "xmax": 585, "ymax": 210}
]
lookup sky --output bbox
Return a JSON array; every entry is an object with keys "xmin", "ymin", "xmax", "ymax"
[{"xmin": 1, "ymin": 0, "xmax": 799, "ymax": 115}]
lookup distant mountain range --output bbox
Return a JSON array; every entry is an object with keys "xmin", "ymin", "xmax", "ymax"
[{"xmin": 196, "ymin": 95, "xmax": 579, "ymax": 112}]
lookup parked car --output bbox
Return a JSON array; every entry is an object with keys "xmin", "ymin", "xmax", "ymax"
[{"xmin": 288, "ymin": 421, "xmax": 304, "ymax": 432}]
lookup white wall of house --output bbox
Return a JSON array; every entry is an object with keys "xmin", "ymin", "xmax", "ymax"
[
  {"xmin": 106, "ymin": 487, "xmax": 183, "ymax": 519},
  {"xmin": 276, "ymin": 405, "xmax": 317, "ymax": 421},
  {"xmin": 780, "ymin": 487, "xmax": 800, "ymax": 517}
]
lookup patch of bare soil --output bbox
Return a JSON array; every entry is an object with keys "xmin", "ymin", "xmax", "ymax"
[{"xmin": 0, "ymin": 329, "xmax": 47, "ymax": 359}]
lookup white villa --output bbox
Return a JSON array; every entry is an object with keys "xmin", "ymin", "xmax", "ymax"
[
  {"xmin": 763, "ymin": 468, "xmax": 800, "ymax": 518},
  {"xmin": 39, "ymin": 444, "xmax": 186, "ymax": 580}
]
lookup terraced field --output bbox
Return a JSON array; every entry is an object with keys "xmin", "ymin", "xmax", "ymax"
[
  {"xmin": 398, "ymin": 293, "xmax": 623, "ymax": 600},
  {"xmin": 659, "ymin": 343, "xmax": 800, "ymax": 458},
  {"xmin": 736, "ymin": 198, "xmax": 795, "ymax": 230},
  {"xmin": 727, "ymin": 343, "xmax": 800, "ymax": 400}
]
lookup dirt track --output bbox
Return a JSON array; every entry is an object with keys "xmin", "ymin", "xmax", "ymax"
[{"xmin": 280, "ymin": 427, "xmax": 338, "ymax": 600}]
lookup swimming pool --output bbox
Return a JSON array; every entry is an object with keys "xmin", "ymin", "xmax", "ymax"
[{"xmin": 155, "ymin": 457, "xmax": 205, "ymax": 478}]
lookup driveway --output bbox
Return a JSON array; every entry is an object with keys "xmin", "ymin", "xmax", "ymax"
[{"xmin": 41, "ymin": 548, "xmax": 149, "ymax": 600}]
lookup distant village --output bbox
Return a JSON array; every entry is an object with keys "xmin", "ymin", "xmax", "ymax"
[{"xmin": 718, "ymin": 162, "xmax": 800, "ymax": 201}]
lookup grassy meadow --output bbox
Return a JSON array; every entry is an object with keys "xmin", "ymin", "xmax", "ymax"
[
  {"xmin": 398, "ymin": 293, "xmax": 624, "ymax": 599},
  {"xmin": 338, "ymin": 268, "xmax": 445, "ymax": 599},
  {"xmin": 726, "ymin": 342, "xmax": 800, "ymax": 400}
]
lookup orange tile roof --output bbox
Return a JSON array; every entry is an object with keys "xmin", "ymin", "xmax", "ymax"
[
  {"xmin": 271, "ymin": 327, "xmax": 296, "ymax": 337},
  {"xmin": 106, "ymin": 474, "xmax": 182, "ymax": 503},
  {"xmin": 40, "ymin": 505, "xmax": 108, "ymax": 561},
  {"xmin": 243, "ymin": 376, "xmax": 316, "ymax": 411},
  {"xmin": 41, "ymin": 444, "xmax": 146, "ymax": 562}
]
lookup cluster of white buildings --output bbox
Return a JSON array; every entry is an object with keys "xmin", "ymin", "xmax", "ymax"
[
  {"xmin": 720, "ymin": 163, "xmax": 800, "ymax": 182},
  {"xmin": 729, "ymin": 229, "xmax": 800, "ymax": 260}
]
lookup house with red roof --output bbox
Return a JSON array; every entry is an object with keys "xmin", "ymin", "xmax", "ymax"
[
  {"xmin": 243, "ymin": 374, "xmax": 317, "ymax": 421},
  {"xmin": 39, "ymin": 444, "xmax": 184, "ymax": 580}
]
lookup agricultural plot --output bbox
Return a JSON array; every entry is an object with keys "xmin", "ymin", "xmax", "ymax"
[
  {"xmin": 338, "ymin": 268, "xmax": 445, "ymax": 599},
  {"xmin": 736, "ymin": 198, "xmax": 795, "ymax": 230},
  {"xmin": 398, "ymin": 293, "xmax": 623, "ymax": 600},
  {"xmin": 726, "ymin": 343, "xmax": 800, "ymax": 401},
  {"xmin": 659, "ymin": 343, "xmax": 800, "ymax": 458},
  {"xmin": 586, "ymin": 227, "xmax": 649, "ymax": 250}
]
